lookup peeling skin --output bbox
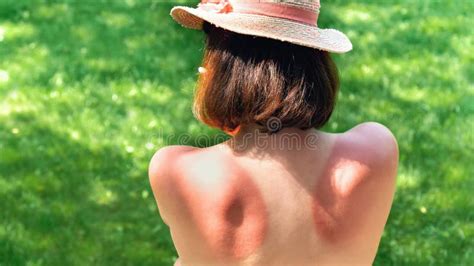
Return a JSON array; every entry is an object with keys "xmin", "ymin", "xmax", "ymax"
[{"xmin": 173, "ymin": 153, "xmax": 268, "ymax": 262}]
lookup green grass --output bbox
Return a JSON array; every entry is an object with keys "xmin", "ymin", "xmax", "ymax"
[{"xmin": 0, "ymin": 0, "xmax": 472, "ymax": 265}]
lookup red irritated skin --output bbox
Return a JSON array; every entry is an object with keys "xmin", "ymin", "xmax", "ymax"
[
  {"xmin": 149, "ymin": 122, "xmax": 398, "ymax": 266},
  {"xmin": 169, "ymin": 153, "xmax": 267, "ymax": 261},
  {"xmin": 149, "ymin": 146, "xmax": 267, "ymax": 264}
]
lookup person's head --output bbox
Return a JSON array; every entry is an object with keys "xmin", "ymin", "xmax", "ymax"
[{"xmin": 194, "ymin": 22, "xmax": 340, "ymax": 134}]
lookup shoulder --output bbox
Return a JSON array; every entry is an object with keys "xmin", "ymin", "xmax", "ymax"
[
  {"xmin": 148, "ymin": 145, "xmax": 236, "ymax": 222},
  {"xmin": 148, "ymin": 144, "xmax": 235, "ymax": 193},
  {"xmin": 325, "ymin": 122, "xmax": 398, "ymax": 257},
  {"xmin": 341, "ymin": 121, "xmax": 398, "ymax": 170},
  {"xmin": 148, "ymin": 145, "xmax": 199, "ymax": 223},
  {"xmin": 148, "ymin": 145, "xmax": 197, "ymax": 183},
  {"xmin": 346, "ymin": 122, "xmax": 398, "ymax": 149},
  {"xmin": 328, "ymin": 121, "xmax": 399, "ymax": 188}
]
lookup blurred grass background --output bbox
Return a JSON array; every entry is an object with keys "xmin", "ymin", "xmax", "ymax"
[{"xmin": 0, "ymin": 0, "xmax": 473, "ymax": 265}]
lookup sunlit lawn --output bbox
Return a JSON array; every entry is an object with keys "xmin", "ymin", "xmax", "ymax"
[{"xmin": 0, "ymin": 0, "xmax": 472, "ymax": 265}]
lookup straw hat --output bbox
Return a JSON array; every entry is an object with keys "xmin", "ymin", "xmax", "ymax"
[{"xmin": 170, "ymin": 0, "xmax": 352, "ymax": 53}]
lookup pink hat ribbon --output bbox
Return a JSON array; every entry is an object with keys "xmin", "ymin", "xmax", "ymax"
[{"xmin": 197, "ymin": 0, "xmax": 320, "ymax": 26}]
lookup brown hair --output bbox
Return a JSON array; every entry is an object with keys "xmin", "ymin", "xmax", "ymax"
[{"xmin": 194, "ymin": 22, "xmax": 340, "ymax": 133}]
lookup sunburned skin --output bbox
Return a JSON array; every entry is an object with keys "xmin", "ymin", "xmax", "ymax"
[
  {"xmin": 310, "ymin": 126, "xmax": 397, "ymax": 263},
  {"xmin": 172, "ymin": 152, "xmax": 268, "ymax": 261},
  {"xmin": 312, "ymin": 151, "xmax": 370, "ymax": 242},
  {"xmin": 150, "ymin": 122, "xmax": 398, "ymax": 265}
]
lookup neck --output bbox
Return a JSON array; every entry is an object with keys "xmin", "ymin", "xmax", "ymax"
[{"xmin": 224, "ymin": 124, "xmax": 320, "ymax": 155}]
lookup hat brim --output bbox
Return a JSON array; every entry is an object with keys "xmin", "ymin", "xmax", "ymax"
[{"xmin": 170, "ymin": 6, "xmax": 352, "ymax": 54}]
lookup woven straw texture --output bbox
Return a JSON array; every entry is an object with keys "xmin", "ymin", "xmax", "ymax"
[{"xmin": 170, "ymin": 1, "xmax": 352, "ymax": 53}]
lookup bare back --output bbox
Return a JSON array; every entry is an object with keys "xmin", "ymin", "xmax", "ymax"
[{"xmin": 149, "ymin": 122, "xmax": 398, "ymax": 266}]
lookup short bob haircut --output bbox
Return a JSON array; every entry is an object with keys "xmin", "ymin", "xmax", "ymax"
[{"xmin": 194, "ymin": 22, "xmax": 340, "ymax": 134}]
